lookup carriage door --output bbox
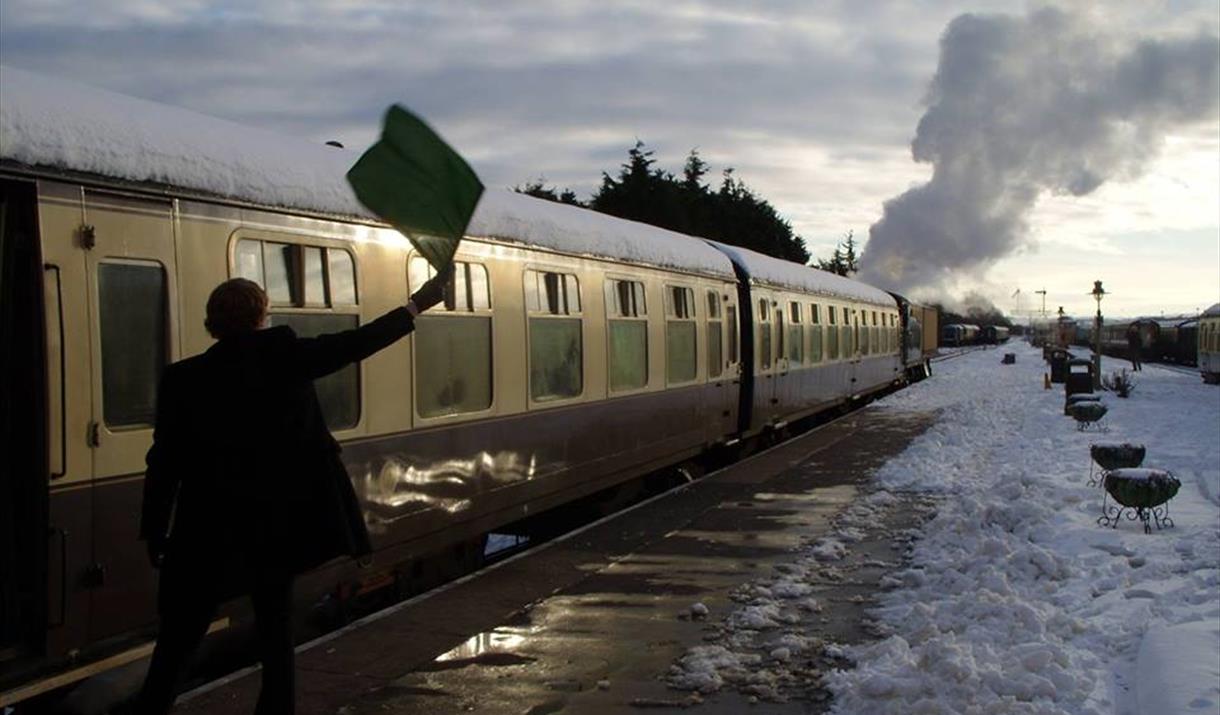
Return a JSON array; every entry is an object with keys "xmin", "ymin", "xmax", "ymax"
[
  {"xmin": 854, "ymin": 306, "xmax": 863, "ymax": 395},
  {"xmin": 83, "ymin": 191, "xmax": 178, "ymax": 642},
  {"xmin": 773, "ymin": 304, "xmax": 789, "ymax": 416},
  {"xmin": 705, "ymin": 288, "xmax": 738, "ymax": 440}
]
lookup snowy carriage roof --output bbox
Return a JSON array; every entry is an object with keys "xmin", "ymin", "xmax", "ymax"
[
  {"xmin": 1203, "ymin": 304, "xmax": 1220, "ymax": 318},
  {"xmin": 0, "ymin": 65, "xmax": 733, "ymax": 278},
  {"xmin": 708, "ymin": 241, "xmax": 895, "ymax": 307}
]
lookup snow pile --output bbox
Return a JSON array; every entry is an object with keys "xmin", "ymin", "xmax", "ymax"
[
  {"xmin": 666, "ymin": 345, "xmax": 1219, "ymax": 714},
  {"xmin": 0, "ymin": 65, "xmax": 733, "ymax": 277},
  {"xmin": 829, "ymin": 346, "xmax": 1220, "ymax": 715}
]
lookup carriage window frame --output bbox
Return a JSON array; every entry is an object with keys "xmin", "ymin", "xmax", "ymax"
[
  {"xmin": 605, "ymin": 277, "xmax": 649, "ymax": 392},
  {"xmin": 233, "ymin": 236, "xmax": 362, "ymax": 430},
  {"xmin": 526, "ymin": 268, "xmax": 583, "ymax": 403}
]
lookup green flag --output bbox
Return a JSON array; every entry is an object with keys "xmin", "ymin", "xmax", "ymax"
[{"xmin": 346, "ymin": 105, "xmax": 484, "ymax": 271}]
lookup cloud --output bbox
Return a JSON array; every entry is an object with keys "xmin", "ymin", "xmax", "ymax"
[
  {"xmin": 858, "ymin": 7, "xmax": 1220, "ymax": 295},
  {"xmin": 2, "ymin": 0, "xmax": 1217, "ymax": 303}
]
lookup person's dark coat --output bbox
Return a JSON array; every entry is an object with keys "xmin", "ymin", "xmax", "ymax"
[{"xmin": 140, "ymin": 307, "xmax": 415, "ymax": 598}]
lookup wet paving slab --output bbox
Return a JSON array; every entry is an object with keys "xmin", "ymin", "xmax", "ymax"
[{"xmin": 176, "ymin": 408, "xmax": 935, "ymax": 715}]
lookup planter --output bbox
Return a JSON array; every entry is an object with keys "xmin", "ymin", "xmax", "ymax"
[
  {"xmin": 1091, "ymin": 443, "xmax": 1146, "ymax": 470},
  {"xmin": 1087, "ymin": 442, "xmax": 1146, "ymax": 486},
  {"xmin": 1067, "ymin": 400, "xmax": 1108, "ymax": 430},
  {"xmin": 1098, "ymin": 468, "xmax": 1179, "ymax": 533}
]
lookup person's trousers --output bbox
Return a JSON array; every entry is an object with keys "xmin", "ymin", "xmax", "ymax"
[{"xmin": 137, "ymin": 570, "xmax": 295, "ymax": 715}]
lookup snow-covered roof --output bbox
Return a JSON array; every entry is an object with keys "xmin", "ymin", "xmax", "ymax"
[
  {"xmin": 707, "ymin": 241, "xmax": 894, "ymax": 307},
  {"xmin": 1203, "ymin": 303, "xmax": 1220, "ymax": 318},
  {"xmin": 0, "ymin": 65, "xmax": 732, "ymax": 278}
]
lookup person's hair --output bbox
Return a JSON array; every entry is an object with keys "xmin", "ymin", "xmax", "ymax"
[{"xmin": 205, "ymin": 278, "xmax": 268, "ymax": 340}]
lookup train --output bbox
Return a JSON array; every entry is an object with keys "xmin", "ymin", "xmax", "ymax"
[
  {"xmin": 1071, "ymin": 315, "xmax": 1202, "ymax": 367},
  {"xmin": 1199, "ymin": 304, "xmax": 1220, "ymax": 384},
  {"xmin": 939, "ymin": 323, "xmax": 1009, "ymax": 347},
  {"xmin": 0, "ymin": 66, "xmax": 937, "ymax": 702}
]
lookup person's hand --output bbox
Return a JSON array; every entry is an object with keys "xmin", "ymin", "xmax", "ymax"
[
  {"xmin": 146, "ymin": 538, "xmax": 165, "ymax": 569},
  {"xmin": 410, "ymin": 263, "xmax": 453, "ymax": 313}
]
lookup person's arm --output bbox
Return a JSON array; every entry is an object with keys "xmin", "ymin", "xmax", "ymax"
[
  {"xmin": 140, "ymin": 368, "xmax": 183, "ymax": 568},
  {"xmin": 291, "ymin": 265, "xmax": 451, "ymax": 380}
]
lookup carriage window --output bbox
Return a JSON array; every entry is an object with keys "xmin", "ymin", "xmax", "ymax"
[
  {"xmin": 527, "ymin": 270, "xmax": 582, "ymax": 401},
  {"xmin": 606, "ymin": 278, "xmax": 646, "ymax": 318},
  {"xmin": 414, "ymin": 315, "xmax": 493, "ymax": 417},
  {"xmin": 727, "ymin": 305, "xmax": 738, "ymax": 364},
  {"xmin": 759, "ymin": 300, "xmax": 772, "ymax": 370},
  {"xmin": 262, "ymin": 241, "xmax": 293, "ymax": 304},
  {"xmin": 236, "ymin": 238, "xmax": 362, "ymax": 428},
  {"xmin": 842, "ymin": 310, "xmax": 854, "ymax": 356},
  {"xmin": 98, "ymin": 262, "xmax": 168, "ymax": 427},
  {"xmin": 526, "ymin": 269, "xmax": 579, "ymax": 315},
  {"xmin": 606, "ymin": 279, "xmax": 648, "ymax": 391},
  {"xmin": 239, "ymin": 239, "xmax": 358, "ymax": 308},
  {"xmin": 666, "ymin": 285, "xmax": 697, "ymax": 383},
  {"xmin": 329, "ymin": 250, "xmax": 357, "ymax": 305},
  {"xmin": 410, "ymin": 256, "xmax": 493, "ymax": 417},
  {"xmin": 860, "ymin": 310, "xmax": 871, "ymax": 355},
  {"xmin": 411, "ymin": 257, "xmax": 490, "ymax": 312},
  {"xmin": 235, "ymin": 239, "xmax": 263, "ymax": 284},
  {"xmin": 268, "ymin": 313, "xmax": 360, "ymax": 429},
  {"xmin": 303, "ymin": 246, "xmax": 325, "ymax": 307},
  {"xmin": 707, "ymin": 291, "xmax": 721, "ymax": 319},
  {"xmin": 787, "ymin": 302, "xmax": 802, "ymax": 364},
  {"xmin": 826, "ymin": 306, "xmax": 839, "ymax": 360},
  {"xmin": 667, "ymin": 286, "xmax": 695, "ymax": 319}
]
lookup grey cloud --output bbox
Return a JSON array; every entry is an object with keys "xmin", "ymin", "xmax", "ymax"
[{"xmin": 859, "ymin": 7, "xmax": 1220, "ymax": 294}]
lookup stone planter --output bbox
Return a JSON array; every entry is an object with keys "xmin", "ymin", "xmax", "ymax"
[{"xmin": 1098, "ymin": 468, "xmax": 1180, "ymax": 533}]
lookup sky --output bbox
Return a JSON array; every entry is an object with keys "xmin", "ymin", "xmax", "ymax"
[{"xmin": 1, "ymin": 0, "xmax": 1217, "ymax": 319}]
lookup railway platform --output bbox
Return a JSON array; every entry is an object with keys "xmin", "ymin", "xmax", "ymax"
[{"xmin": 175, "ymin": 406, "xmax": 936, "ymax": 714}]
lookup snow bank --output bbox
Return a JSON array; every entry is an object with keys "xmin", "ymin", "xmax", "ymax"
[
  {"xmin": 1135, "ymin": 621, "xmax": 1220, "ymax": 715},
  {"xmin": 0, "ymin": 65, "xmax": 733, "ymax": 278},
  {"xmin": 665, "ymin": 345, "xmax": 1220, "ymax": 713},
  {"xmin": 829, "ymin": 347, "xmax": 1220, "ymax": 714}
]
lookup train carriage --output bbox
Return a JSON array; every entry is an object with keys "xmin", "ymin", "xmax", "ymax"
[
  {"xmin": 1201, "ymin": 304, "xmax": 1220, "ymax": 384},
  {"xmin": 710, "ymin": 243, "xmax": 903, "ymax": 435},
  {"xmin": 0, "ymin": 65, "xmax": 913, "ymax": 702}
]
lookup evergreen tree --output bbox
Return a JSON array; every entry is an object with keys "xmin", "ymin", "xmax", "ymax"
[
  {"xmin": 524, "ymin": 141, "xmax": 810, "ymax": 265},
  {"xmin": 514, "ymin": 177, "xmax": 583, "ymax": 206},
  {"xmin": 816, "ymin": 231, "xmax": 859, "ymax": 276},
  {"xmin": 842, "ymin": 231, "xmax": 858, "ymax": 274}
]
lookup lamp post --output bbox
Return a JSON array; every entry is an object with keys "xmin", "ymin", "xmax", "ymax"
[{"xmin": 1091, "ymin": 280, "xmax": 1106, "ymax": 389}]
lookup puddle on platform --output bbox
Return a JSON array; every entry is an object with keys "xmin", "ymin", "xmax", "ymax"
[{"xmin": 418, "ymin": 629, "xmax": 536, "ymax": 671}]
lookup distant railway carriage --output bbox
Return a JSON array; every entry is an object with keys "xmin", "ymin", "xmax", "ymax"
[
  {"xmin": 980, "ymin": 325, "xmax": 1010, "ymax": 344},
  {"xmin": 0, "ymin": 66, "xmax": 930, "ymax": 702},
  {"xmin": 1201, "ymin": 304, "xmax": 1220, "ymax": 384},
  {"xmin": 940, "ymin": 323, "xmax": 980, "ymax": 347}
]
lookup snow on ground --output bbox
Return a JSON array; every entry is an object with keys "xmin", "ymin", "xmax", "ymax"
[{"xmin": 668, "ymin": 343, "xmax": 1220, "ymax": 714}]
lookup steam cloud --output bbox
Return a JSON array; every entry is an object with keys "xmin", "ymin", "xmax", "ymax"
[{"xmin": 858, "ymin": 7, "xmax": 1220, "ymax": 294}]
